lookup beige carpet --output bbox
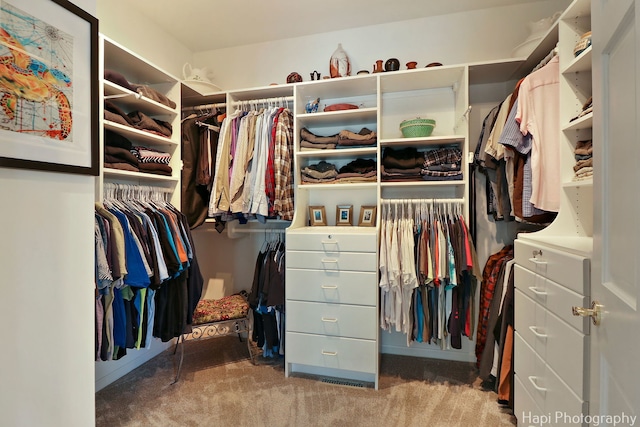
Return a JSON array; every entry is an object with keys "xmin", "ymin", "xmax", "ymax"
[{"xmin": 96, "ymin": 336, "xmax": 516, "ymax": 426}]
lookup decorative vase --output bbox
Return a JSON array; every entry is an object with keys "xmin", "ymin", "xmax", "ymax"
[
  {"xmin": 406, "ymin": 61, "xmax": 418, "ymax": 69},
  {"xmin": 287, "ymin": 72, "xmax": 302, "ymax": 84},
  {"xmin": 385, "ymin": 58, "xmax": 400, "ymax": 72},
  {"xmin": 330, "ymin": 43, "xmax": 351, "ymax": 78},
  {"xmin": 373, "ymin": 60, "xmax": 384, "ymax": 73}
]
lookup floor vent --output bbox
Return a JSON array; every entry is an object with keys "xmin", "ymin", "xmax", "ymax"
[{"xmin": 321, "ymin": 378, "xmax": 365, "ymax": 388}]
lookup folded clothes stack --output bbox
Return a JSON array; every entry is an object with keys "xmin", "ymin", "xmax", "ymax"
[
  {"xmin": 381, "ymin": 147, "xmax": 424, "ymax": 181},
  {"xmin": 335, "ymin": 158, "xmax": 377, "ymax": 183},
  {"xmin": 104, "ymin": 69, "xmax": 176, "ymax": 110},
  {"xmin": 103, "ymin": 130, "xmax": 172, "ymax": 176},
  {"xmin": 573, "ymin": 139, "xmax": 592, "ymax": 181},
  {"xmin": 337, "ymin": 128, "xmax": 377, "ymax": 147},
  {"xmin": 131, "ymin": 146, "xmax": 173, "ymax": 176},
  {"xmin": 421, "ymin": 146, "xmax": 463, "ymax": 181},
  {"xmin": 301, "ymin": 160, "xmax": 338, "ymax": 183},
  {"xmin": 300, "ymin": 127, "xmax": 377, "ymax": 150},
  {"xmin": 104, "ymin": 100, "xmax": 173, "ymax": 138}
]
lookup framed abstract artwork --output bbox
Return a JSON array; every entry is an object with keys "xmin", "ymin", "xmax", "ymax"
[{"xmin": 0, "ymin": 0, "xmax": 99, "ymax": 175}]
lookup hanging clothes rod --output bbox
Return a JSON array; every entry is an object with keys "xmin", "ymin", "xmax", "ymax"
[
  {"xmin": 181, "ymin": 102, "xmax": 227, "ymax": 112},
  {"xmin": 382, "ymin": 198, "xmax": 465, "ymax": 204},
  {"xmin": 231, "ymin": 228, "xmax": 286, "ymax": 234},
  {"xmin": 532, "ymin": 44, "xmax": 558, "ymax": 72},
  {"xmin": 230, "ymin": 96, "xmax": 294, "ymax": 106}
]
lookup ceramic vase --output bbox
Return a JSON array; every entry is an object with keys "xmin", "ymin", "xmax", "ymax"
[{"xmin": 330, "ymin": 43, "xmax": 351, "ymax": 78}]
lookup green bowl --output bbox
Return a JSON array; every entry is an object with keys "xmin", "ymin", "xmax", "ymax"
[{"xmin": 400, "ymin": 118, "xmax": 436, "ymax": 138}]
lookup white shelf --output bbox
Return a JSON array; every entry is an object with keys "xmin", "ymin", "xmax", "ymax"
[
  {"xmin": 298, "ymin": 182, "xmax": 378, "ymax": 190},
  {"xmin": 296, "ymin": 74, "xmax": 378, "ymax": 100},
  {"xmin": 379, "ymin": 65, "xmax": 466, "ymax": 92},
  {"xmin": 563, "ymin": 112, "xmax": 593, "ymax": 131},
  {"xmin": 562, "ymin": 46, "xmax": 592, "ymax": 74},
  {"xmin": 380, "ymin": 180, "xmax": 464, "ymax": 188},
  {"xmin": 103, "ymin": 168, "xmax": 179, "ymax": 183},
  {"xmin": 102, "ymin": 36, "xmax": 177, "ymax": 84},
  {"xmin": 296, "ymin": 147, "xmax": 377, "ymax": 158},
  {"xmin": 517, "ymin": 233, "xmax": 593, "ymax": 257},
  {"xmin": 103, "ymin": 121, "xmax": 178, "ymax": 147},
  {"xmin": 104, "ymin": 81, "xmax": 177, "ymax": 116},
  {"xmin": 297, "ymin": 108, "xmax": 378, "ymax": 126},
  {"xmin": 380, "ymin": 135, "xmax": 465, "ymax": 147},
  {"xmin": 563, "ymin": 178, "xmax": 593, "ymax": 188},
  {"xmin": 287, "ymin": 225, "xmax": 376, "ymax": 235}
]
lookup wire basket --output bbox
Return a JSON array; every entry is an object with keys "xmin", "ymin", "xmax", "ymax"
[{"xmin": 400, "ymin": 118, "xmax": 436, "ymax": 138}]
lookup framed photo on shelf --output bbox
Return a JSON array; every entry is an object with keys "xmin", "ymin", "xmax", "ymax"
[
  {"xmin": 336, "ymin": 205, "xmax": 353, "ymax": 226},
  {"xmin": 358, "ymin": 205, "xmax": 377, "ymax": 227},
  {"xmin": 0, "ymin": 0, "xmax": 99, "ymax": 176},
  {"xmin": 309, "ymin": 206, "xmax": 327, "ymax": 226}
]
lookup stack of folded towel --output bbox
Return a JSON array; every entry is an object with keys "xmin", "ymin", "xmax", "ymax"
[{"xmin": 573, "ymin": 139, "xmax": 592, "ymax": 181}]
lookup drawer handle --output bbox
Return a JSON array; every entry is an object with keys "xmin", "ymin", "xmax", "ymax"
[
  {"xmin": 321, "ymin": 285, "xmax": 338, "ymax": 289},
  {"xmin": 321, "ymin": 258, "xmax": 338, "ymax": 263},
  {"xmin": 528, "ymin": 376, "xmax": 547, "ymax": 392},
  {"xmin": 528, "ymin": 286, "xmax": 548, "ymax": 296},
  {"xmin": 321, "ymin": 317, "xmax": 338, "ymax": 323},
  {"xmin": 321, "ymin": 350, "xmax": 337, "ymax": 356},
  {"xmin": 528, "ymin": 257, "xmax": 547, "ymax": 265},
  {"xmin": 321, "ymin": 239, "xmax": 338, "ymax": 244},
  {"xmin": 528, "ymin": 326, "xmax": 548, "ymax": 338}
]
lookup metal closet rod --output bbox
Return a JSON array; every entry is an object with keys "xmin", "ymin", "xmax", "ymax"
[
  {"xmin": 232, "ymin": 227, "xmax": 286, "ymax": 234},
  {"xmin": 382, "ymin": 198, "xmax": 465, "ymax": 204},
  {"xmin": 182, "ymin": 101, "xmax": 227, "ymax": 112}
]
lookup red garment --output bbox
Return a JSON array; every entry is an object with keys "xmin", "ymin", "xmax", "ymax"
[{"xmin": 475, "ymin": 245, "xmax": 513, "ymax": 367}]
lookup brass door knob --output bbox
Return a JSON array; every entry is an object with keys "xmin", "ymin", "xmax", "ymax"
[{"xmin": 572, "ymin": 301, "xmax": 603, "ymax": 325}]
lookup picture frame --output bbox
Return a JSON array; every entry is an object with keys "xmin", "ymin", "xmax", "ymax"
[
  {"xmin": 358, "ymin": 205, "xmax": 377, "ymax": 227},
  {"xmin": 0, "ymin": 0, "xmax": 99, "ymax": 176},
  {"xmin": 309, "ymin": 205, "xmax": 327, "ymax": 226},
  {"xmin": 335, "ymin": 205, "xmax": 353, "ymax": 226}
]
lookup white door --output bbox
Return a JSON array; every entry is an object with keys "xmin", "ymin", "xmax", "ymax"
[{"xmin": 591, "ymin": 0, "xmax": 640, "ymax": 423}]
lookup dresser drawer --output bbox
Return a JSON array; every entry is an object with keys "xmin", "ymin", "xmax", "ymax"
[
  {"xmin": 287, "ymin": 301, "xmax": 377, "ymax": 339},
  {"xmin": 286, "ymin": 332, "xmax": 377, "ymax": 374},
  {"xmin": 287, "ymin": 250, "xmax": 377, "ymax": 272},
  {"xmin": 287, "ymin": 230, "xmax": 377, "ymax": 253},
  {"xmin": 514, "ymin": 374, "xmax": 544, "ymax": 427},
  {"xmin": 515, "ymin": 333, "xmax": 586, "ymax": 425},
  {"xmin": 514, "ymin": 239, "xmax": 590, "ymax": 295},
  {"xmin": 515, "ymin": 290, "xmax": 587, "ymax": 399},
  {"xmin": 515, "ymin": 265, "xmax": 589, "ymax": 334},
  {"xmin": 286, "ymin": 268, "xmax": 377, "ymax": 305}
]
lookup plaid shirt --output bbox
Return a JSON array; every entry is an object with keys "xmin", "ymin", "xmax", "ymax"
[
  {"xmin": 265, "ymin": 108, "xmax": 284, "ymax": 216},
  {"xmin": 423, "ymin": 147, "xmax": 463, "ymax": 167},
  {"xmin": 273, "ymin": 110, "xmax": 294, "ymax": 220}
]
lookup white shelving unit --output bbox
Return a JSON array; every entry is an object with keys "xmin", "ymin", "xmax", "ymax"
[
  {"xmin": 513, "ymin": 0, "xmax": 593, "ymax": 423},
  {"xmin": 97, "ymin": 35, "xmax": 182, "ymax": 206},
  {"xmin": 95, "ymin": 34, "xmax": 182, "ymax": 391}
]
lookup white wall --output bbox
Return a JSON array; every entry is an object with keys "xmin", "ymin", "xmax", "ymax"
[
  {"xmin": 193, "ymin": 1, "xmax": 567, "ymax": 91},
  {"xmin": 96, "ymin": 0, "xmax": 193, "ymax": 79},
  {"xmin": 0, "ymin": 4, "xmax": 96, "ymax": 427}
]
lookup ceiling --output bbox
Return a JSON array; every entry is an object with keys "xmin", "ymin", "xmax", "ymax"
[{"xmin": 128, "ymin": 0, "xmax": 552, "ymax": 52}]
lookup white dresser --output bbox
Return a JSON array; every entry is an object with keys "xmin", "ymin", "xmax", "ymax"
[
  {"xmin": 285, "ymin": 227, "xmax": 379, "ymax": 389},
  {"xmin": 513, "ymin": 238, "xmax": 590, "ymax": 426}
]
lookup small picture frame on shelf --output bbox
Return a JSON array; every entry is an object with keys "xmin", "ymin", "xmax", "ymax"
[
  {"xmin": 358, "ymin": 205, "xmax": 377, "ymax": 227},
  {"xmin": 336, "ymin": 205, "xmax": 353, "ymax": 226},
  {"xmin": 309, "ymin": 206, "xmax": 327, "ymax": 226}
]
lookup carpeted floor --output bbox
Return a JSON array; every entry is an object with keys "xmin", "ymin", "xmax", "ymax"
[{"xmin": 95, "ymin": 336, "xmax": 517, "ymax": 426}]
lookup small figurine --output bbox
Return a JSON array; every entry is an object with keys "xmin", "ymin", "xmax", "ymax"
[
  {"xmin": 310, "ymin": 70, "xmax": 321, "ymax": 80},
  {"xmin": 305, "ymin": 98, "xmax": 320, "ymax": 113}
]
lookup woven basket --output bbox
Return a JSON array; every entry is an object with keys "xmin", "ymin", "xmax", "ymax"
[{"xmin": 400, "ymin": 118, "xmax": 436, "ymax": 138}]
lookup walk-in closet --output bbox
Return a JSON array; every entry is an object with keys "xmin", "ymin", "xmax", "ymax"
[{"xmin": 4, "ymin": 0, "xmax": 638, "ymax": 426}]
